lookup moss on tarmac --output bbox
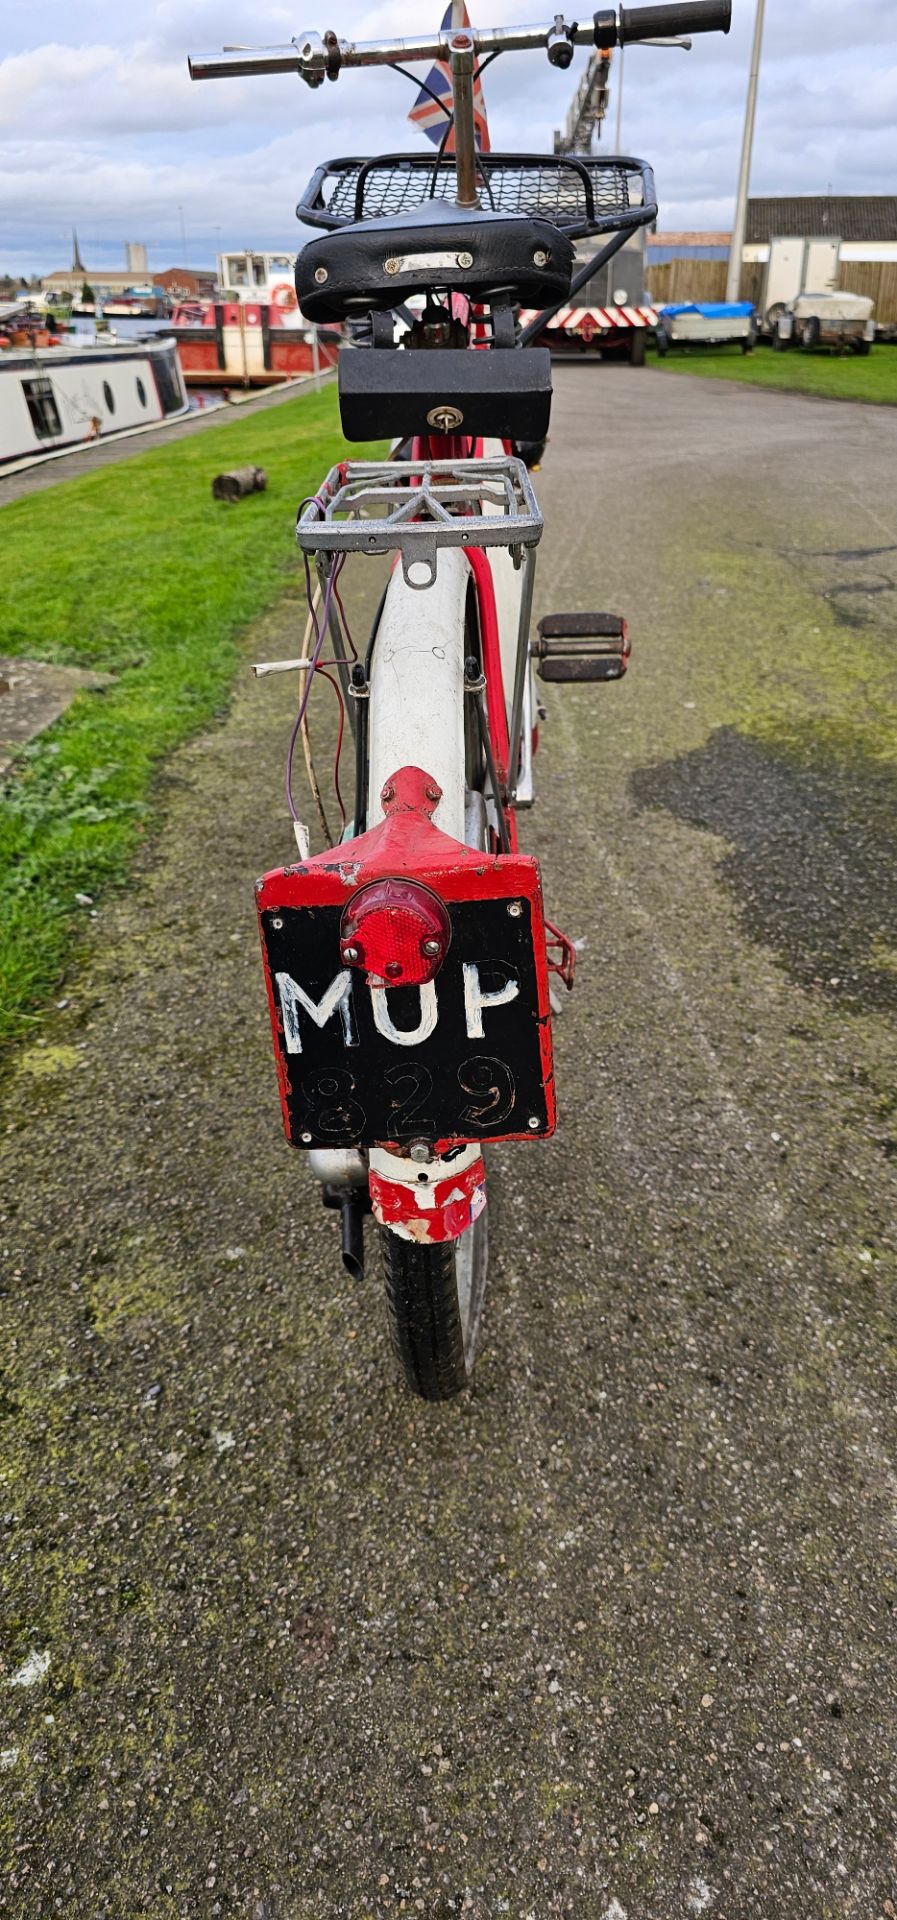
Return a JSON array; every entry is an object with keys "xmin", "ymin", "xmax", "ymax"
[{"xmin": 2, "ymin": 369, "xmax": 897, "ymax": 1917}]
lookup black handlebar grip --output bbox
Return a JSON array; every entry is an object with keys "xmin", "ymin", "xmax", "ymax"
[{"xmin": 594, "ymin": 0, "xmax": 731, "ymax": 45}]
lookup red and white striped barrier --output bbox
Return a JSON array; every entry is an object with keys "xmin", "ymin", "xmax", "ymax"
[{"xmin": 519, "ymin": 305, "xmax": 658, "ymax": 335}]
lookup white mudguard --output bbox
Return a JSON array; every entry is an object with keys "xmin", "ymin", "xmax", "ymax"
[
  {"xmin": 366, "ymin": 541, "xmax": 495, "ymax": 1239},
  {"xmin": 367, "ymin": 546, "xmax": 469, "ymax": 844}
]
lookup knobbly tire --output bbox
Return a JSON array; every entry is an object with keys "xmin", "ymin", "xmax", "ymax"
[{"xmin": 381, "ymin": 1212, "xmax": 489, "ymax": 1401}]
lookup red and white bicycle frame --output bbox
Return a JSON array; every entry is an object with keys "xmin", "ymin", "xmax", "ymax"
[{"xmin": 256, "ymin": 427, "xmax": 558, "ymax": 1247}]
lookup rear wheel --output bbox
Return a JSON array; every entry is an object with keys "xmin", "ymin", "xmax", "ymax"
[
  {"xmin": 378, "ymin": 577, "xmax": 493, "ymax": 1401},
  {"xmin": 381, "ymin": 1212, "xmax": 489, "ymax": 1400},
  {"xmin": 629, "ymin": 330, "xmax": 647, "ymax": 367}
]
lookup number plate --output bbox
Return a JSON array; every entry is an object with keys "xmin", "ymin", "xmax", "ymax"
[{"xmin": 261, "ymin": 896, "xmax": 552, "ymax": 1149}]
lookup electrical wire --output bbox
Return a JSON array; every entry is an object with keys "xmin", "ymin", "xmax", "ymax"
[
  {"xmin": 388, "ymin": 63, "xmax": 454, "ymax": 120},
  {"xmin": 426, "ymin": 51, "xmax": 501, "ymax": 199},
  {"xmin": 315, "ymin": 668, "xmax": 347, "ymax": 833},
  {"xmin": 297, "ymin": 581, "xmax": 335, "ymax": 847},
  {"xmin": 332, "ymin": 576, "xmax": 357, "ymax": 660}
]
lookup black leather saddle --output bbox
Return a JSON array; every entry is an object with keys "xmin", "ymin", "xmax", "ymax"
[{"xmin": 295, "ymin": 199, "xmax": 574, "ymax": 324}]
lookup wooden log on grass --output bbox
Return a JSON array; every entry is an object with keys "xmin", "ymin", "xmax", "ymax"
[{"xmin": 212, "ymin": 465, "xmax": 267, "ymax": 502}]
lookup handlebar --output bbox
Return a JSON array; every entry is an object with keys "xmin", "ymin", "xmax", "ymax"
[
  {"xmin": 594, "ymin": 1, "xmax": 731, "ymax": 46},
  {"xmin": 189, "ymin": 3, "xmax": 731, "ymax": 84}
]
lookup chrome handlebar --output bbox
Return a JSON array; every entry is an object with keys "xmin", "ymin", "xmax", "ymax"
[{"xmin": 188, "ymin": 15, "xmax": 699, "ymax": 86}]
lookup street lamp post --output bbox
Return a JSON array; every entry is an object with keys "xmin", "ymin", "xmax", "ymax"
[{"xmin": 726, "ymin": 0, "xmax": 766, "ymax": 303}]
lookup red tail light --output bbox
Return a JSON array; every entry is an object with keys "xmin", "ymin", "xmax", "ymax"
[{"xmin": 339, "ymin": 878, "xmax": 451, "ymax": 986}]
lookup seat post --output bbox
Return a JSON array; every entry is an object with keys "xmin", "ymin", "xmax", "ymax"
[{"xmin": 449, "ymin": 34, "xmax": 480, "ymax": 209}]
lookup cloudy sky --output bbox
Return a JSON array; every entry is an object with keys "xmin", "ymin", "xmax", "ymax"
[{"xmin": 2, "ymin": 0, "xmax": 895, "ymax": 277}]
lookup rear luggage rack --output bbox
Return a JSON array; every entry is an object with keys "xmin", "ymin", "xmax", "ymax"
[
  {"xmin": 297, "ymin": 152, "xmax": 657, "ymax": 242},
  {"xmin": 296, "ymin": 455, "xmax": 544, "ymax": 589},
  {"xmin": 534, "ymin": 612, "xmax": 631, "ymax": 682}
]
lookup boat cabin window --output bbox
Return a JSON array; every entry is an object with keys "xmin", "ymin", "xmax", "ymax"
[
  {"xmin": 22, "ymin": 377, "xmax": 62, "ymax": 441},
  {"xmin": 151, "ymin": 350, "xmax": 184, "ymax": 416},
  {"xmin": 136, "ymin": 376, "xmax": 147, "ymax": 407},
  {"xmin": 103, "ymin": 380, "xmax": 116, "ymax": 414}
]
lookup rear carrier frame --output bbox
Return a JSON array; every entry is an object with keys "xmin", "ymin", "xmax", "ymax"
[{"xmin": 296, "ymin": 452, "xmax": 543, "ymax": 588}]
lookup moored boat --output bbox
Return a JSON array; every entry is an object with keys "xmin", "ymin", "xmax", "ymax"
[
  {"xmin": 0, "ymin": 304, "xmax": 189, "ymax": 468},
  {"xmin": 168, "ymin": 294, "xmax": 339, "ymax": 387}
]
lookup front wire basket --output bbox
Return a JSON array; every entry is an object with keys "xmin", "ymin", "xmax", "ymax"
[
  {"xmin": 296, "ymin": 456, "xmax": 544, "ymax": 589},
  {"xmin": 298, "ymin": 151, "xmax": 657, "ymax": 242}
]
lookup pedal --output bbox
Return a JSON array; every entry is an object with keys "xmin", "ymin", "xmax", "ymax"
[{"xmin": 533, "ymin": 613, "xmax": 631, "ymax": 684}]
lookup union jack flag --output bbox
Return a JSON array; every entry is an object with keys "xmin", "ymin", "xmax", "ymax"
[{"xmin": 407, "ymin": 0, "xmax": 491, "ymax": 153}]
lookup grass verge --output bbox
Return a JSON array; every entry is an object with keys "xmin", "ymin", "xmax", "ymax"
[
  {"xmin": 0, "ymin": 383, "xmax": 381, "ymax": 1048},
  {"xmin": 649, "ymin": 340, "xmax": 897, "ymax": 406}
]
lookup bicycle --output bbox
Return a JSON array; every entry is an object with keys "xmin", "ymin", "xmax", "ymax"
[{"xmin": 190, "ymin": 0, "xmax": 731, "ymax": 1401}]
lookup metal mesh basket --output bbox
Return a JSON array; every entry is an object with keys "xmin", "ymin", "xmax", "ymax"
[{"xmin": 298, "ymin": 151, "xmax": 656, "ymax": 241}]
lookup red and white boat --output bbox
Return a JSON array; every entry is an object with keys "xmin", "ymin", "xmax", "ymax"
[
  {"xmin": 169, "ymin": 247, "xmax": 339, "ymax": 387},
  {"xmin": 169, "ymin": 292, "xmax": 338, "ymax": 387}
]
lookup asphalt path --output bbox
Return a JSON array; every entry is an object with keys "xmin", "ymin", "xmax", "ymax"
[{"xmin": 2, "ymin": 367, "xmax": 897, "ymax": 1918}]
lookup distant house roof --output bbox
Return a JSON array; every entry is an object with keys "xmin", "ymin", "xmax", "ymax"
[{"xmin": 747, "ymin": 197, "xmax": 897, "ymax": 244}]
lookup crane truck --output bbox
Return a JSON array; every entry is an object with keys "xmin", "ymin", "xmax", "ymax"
[{"xmin": 518, "ymin": 46, "xmax": 657, "ymax": 365}]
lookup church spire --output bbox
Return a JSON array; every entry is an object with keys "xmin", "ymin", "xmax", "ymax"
[{"xmin": 72, "ymin": 227, "xmax": 85, "ymax": 273}]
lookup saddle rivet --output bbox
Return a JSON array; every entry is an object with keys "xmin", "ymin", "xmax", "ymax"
[
  {"xmin": 456, "ymin": 250, "xmax": 473, "ymax": 269},
  {"xmin": 533, "ymin": 249, "xmax": 548, "ymax": 267},
  {"xmin": 314, "ymin": 265, "xmax": 329, "ymax": 284},
  {"xmin": 384, "ymin": 256, "xmax": 401, "ymax": 274}
]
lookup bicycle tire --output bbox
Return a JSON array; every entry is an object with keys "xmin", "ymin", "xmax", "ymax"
[
  {"xmin": 378, "ymin": 569, "xmax": 494, "ymax": 1401},
  {"xmin": 381, "ymin": 1209, "xmax": 489, "ymax": 1401}
]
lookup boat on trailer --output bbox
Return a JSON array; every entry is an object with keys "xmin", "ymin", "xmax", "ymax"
[{"xmin": 0, "ymin": 305, "xmax": 189, "ymax": 469}]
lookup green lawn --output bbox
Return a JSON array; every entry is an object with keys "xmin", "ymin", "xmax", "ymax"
[
  {"xmin": 0, "ymin": 386, "xmax": 380, "ymax": 1047},
  {"xmin": 649, "ymin": 339, "xmax": 897, "ymax": 407}
]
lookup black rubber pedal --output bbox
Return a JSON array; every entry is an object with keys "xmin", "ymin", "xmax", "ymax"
[
  {"xmin": 534, "ymin": 612, "xmax": 631, "ymax": 684},
  {"xmin": 538, "ymin": 656, "xmax": 627, "ymax": 683},
  {"xmin": 538, "ymin": 612, "xmax": 625, "ymax": 641}
]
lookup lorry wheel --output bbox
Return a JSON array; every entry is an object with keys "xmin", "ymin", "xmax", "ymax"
[
  {"xmin": 801, "ymin": 317, "xmax": 821, "ymax": 350},
  {"xmin": 852, "ymin": 338, "xmax": 871, "ymax": 357},
  {"xmin": 772, "ymin": 326, "xmax": 788, "ymax": 352},
  {"xmin": 629, "ymin": 331, "xmax": 647, "ymax": 367},
  {"xmin": 655, "ymin": 327, "xmax": 670, "ymax": 357}
]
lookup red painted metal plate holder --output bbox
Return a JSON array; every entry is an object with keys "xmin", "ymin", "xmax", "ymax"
[{"xmin": 256, "ymin": 765, "xmax": 556, "ymax": 1152}]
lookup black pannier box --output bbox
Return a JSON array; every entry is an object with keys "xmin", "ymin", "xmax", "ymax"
[{"xmin": 338, "ymin": 347, "xmax": 552, "ymax": 444}]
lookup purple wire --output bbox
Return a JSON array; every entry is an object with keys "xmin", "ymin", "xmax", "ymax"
[{"xmin": 285, "ymin": 549, "xmax": 341, "ymax": 825}]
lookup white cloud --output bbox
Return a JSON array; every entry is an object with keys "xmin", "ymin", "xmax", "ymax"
[{"xmin": 1, "ymin": 0, "xmax": 895, "ymax": 276}]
